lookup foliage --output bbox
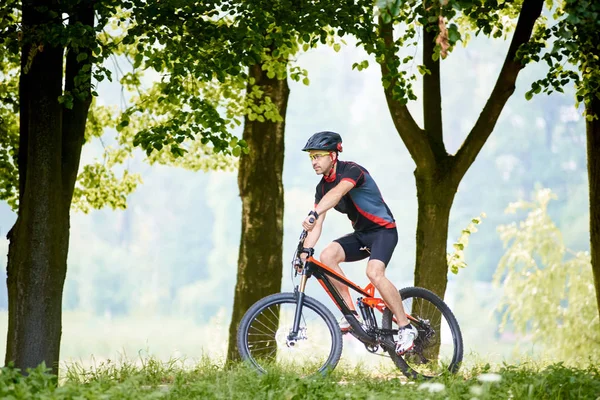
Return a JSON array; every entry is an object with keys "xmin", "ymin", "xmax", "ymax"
[
  {"xmin": 1, "ymin": 0, "xmax": 357, "ymax": 212},
  {"xmin": 0, "ymin": 1, "xmax": 21, "ymax": 209},
  {"xmin": 0, "ymin": 358, "xmax": 598, "ymax": 399},
  {"xmin": 0, "ymin": 363, "xmax": 57, "ymax": 398},
  {"xmin": 447, "ymin": 212, "xmax": 485, "ymax": 274},
  {"xmin": 345, "ymin": 0, "xmax": 535, "ymax": 105},
  {"xmin": 526, "ymin": 0, "xmax": 600, "ymax": 119},
  {"xmin": 120, "ymin": 0, "xmax": 351, "ymax": 156},
  {"xmin": 0, "ymin": 0, "xmax": 144, "ymax": 212},
  {"xmin": 494, "ymin": 188, "xmax": 600, "ymax": 364},
  {"xmin": 0, "ymin": 0, "xmax": 287, "ymax": 212}
]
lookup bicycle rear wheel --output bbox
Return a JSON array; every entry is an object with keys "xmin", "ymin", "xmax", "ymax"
[
  {"xmin": 382, "ymin": 286, "xmax": 463, "ymax": 379},
  {"xmin": 237, "ymin": 292, "xmax": 343, "ymax": 375}
]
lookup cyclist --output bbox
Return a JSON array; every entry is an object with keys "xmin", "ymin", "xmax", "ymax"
[{"xmin": 300, "ymin": 130, "xmax": 418, "ymax": 355}]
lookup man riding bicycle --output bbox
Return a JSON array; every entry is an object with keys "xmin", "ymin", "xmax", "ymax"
[{"xmin": 300, "ymin": 131, "xmax": 418, "ymax": 355}]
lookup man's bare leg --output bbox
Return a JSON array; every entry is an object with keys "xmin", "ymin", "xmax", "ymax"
[
  {"xmin": 366, "ymin": 260, "xmax": 409, "ymax": 326},
  {"xmin": 319, "ymin": 242, "xmax": 355, "ymax": 311}
]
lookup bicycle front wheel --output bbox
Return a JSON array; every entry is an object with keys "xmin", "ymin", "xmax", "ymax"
[
  {"xmin": 237, "ymin": 292, "xmax": 343, "ymax": 375},
  {"xmin": 383, "ymin": 286, "xmax": 463, "ymax": 379}
]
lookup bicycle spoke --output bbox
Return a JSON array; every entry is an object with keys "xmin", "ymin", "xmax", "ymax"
[{"xmin": 249, "ymin": 318, "xmax": 277, "ymax": 336}]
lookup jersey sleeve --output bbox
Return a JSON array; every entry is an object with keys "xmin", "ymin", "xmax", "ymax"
[
  {"xmin": 339, "ymin": 163, "xmax": 365, "ymax": 188},
  {"xmin": 314, "ymin": 183, "xmax": 323, "ymax": 207}
]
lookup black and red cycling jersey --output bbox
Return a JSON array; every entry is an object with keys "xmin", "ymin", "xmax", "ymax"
[{"xmin": 314, "ymin": 161, "xmax": 396, "ymax": 232}]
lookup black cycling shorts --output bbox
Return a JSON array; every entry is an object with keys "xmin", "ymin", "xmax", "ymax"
[{"xmin": 334, "ymin": 227, "xmax": 398, "ymax": 266}]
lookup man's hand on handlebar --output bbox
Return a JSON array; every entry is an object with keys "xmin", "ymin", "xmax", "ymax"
[
  {"xmin": 294, "ymin": 257, "xmax": 304, "ymax": 273},
  {"xmin": 302, "ymin": 210, "xmax": 319, "ymax": 231},
  {"xmin": 294, "ymin": 247, "xmax": 314, "ymax": 273},
  {"xmin": 294, "ymin": 252, "xmax": 308, "ymax": 273}
]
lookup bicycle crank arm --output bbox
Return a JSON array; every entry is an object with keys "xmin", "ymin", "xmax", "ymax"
[{"xmin": 344, "ymin": 314, "xmax": 378, "ymax": 346}]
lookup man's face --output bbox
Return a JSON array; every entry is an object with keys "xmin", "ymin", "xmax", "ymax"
[{"xmin": 309, "ymin": 150, "xmax": 334, "ymax": 175}]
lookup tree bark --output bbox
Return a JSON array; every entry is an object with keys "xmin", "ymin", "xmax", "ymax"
[
  {"xmin": 5, "ymin": 1, "xmax": 93, "ymax": 373},
  {"xmin": 587, "ymin": 96, "xmax": 600, "ymax": 322},
  {"xmin": 413, "ymin": 165, "xmax": 457, "ymax": 296},
  {"xmin": 226, "ymin": 63, "xmax": 289, "ymax": 363}
]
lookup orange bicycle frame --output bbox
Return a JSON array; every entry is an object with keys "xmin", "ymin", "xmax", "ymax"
[{"xmin": 303, "ymin": 256, "xmax": 419, "ymax": 325}]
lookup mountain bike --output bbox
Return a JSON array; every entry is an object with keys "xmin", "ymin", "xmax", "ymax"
[{"xmin": 237, "ymin": 228, "xmax": 463, "ymax": 379}]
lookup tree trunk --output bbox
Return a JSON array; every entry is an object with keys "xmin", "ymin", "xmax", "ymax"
[
  {"xmin": 411, "ymin": 25, "xmax": 456, "ymax": 297},
  {"xmin": 587, "ymin": 96, "xmax": 600, "ymax": 322},
  {"xmin": 413, "ymin": 166, "xmax": 457, "ymax": 297},
  {"xmin": 226, "ymin": 64, "xmax": 289, "ymax": 363},
  {"xmin": 5, "ymin": 1, "xmax": 93, "ymax": 373}
]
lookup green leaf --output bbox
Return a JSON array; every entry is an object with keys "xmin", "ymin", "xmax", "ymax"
[
  {"xmin": 448, "ymin": 24, "xmax": 461, "ymax": 44},
  {"xmin": 333, "ymin": 43, "xmax": 341, "ymax": 52},
  {"xmin": 134, "ymin": 53, "xmax": 143, "ymax": 68},
  {"xmin": 76, "ymin": 52, "xmax": 88, "ymax": 63},
  {"xmin": 382, "ymin": 11, "xmax": 392, "ymax": 24},
  {"xmin": 390, "ymin": 0, "xmax": 402, "ymax": 17},
  {"xmin": 525, "ymin": 90, "xmax": 534, "ymax": 100},
  {"xmin": 417, "ymin": 65, "xmax": 431, "ymax": 75}
]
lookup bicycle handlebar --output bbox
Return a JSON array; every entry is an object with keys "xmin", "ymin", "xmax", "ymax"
[{"xmin": 293, "ymin": 229, "xmax": 314, "ymax": 273}]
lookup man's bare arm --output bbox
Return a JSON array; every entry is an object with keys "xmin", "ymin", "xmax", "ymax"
[{"xmin": 304, "ymin": 211, "xmax": 326, "ymax": 248}]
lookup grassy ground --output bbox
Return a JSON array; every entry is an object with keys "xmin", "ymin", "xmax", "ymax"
[
  {"xmin": 0, "ymin": 309, "xmax": 532, "ymax": 371},
  {"xmin": 0, "ymin": 357, "xmax": 598, "ymax": 399}
]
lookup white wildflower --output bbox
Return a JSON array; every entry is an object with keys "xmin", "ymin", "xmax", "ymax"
[
  {"xmin": 418, "ymin": 382, "xmax": 446, "ymax": 393},
  {"xmin": 470, "ymin": 386, "xmax": 483, "ymax": 395},
  {"xmin": 478, "ymin": 373, "xmax": 502, "ymax": 383}
]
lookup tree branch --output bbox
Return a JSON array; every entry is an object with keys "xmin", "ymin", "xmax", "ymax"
[
  {"xmin": 61, "ymin": 1, "xmax": 95, "ymax": 210},
  {"xmin": 423, "ymin": 24, "xmax": 445, "ymax": 157},
  {"xmin": 453, "ymin": 0, "xmax": 544, "ymax": 181},
  {"xmin": 18, "ymin": 43, "xmax": 30, "ymax": 201},
  {"xmin": 378, "ymin": 20, "xmax": 436, "ymax": 171}
]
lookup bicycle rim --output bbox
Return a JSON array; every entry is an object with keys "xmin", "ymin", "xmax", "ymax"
[
  {"xmin": 237, "ymin": 293, "xmax": 342, "ymax": 375},
  {"xmin": 383, "ymin": 287, "xmax": 463, "ymax": 378}
]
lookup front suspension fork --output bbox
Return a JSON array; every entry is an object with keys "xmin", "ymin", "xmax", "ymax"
[{"xmin": 289, "ymin": 273, "xmax": 308, "ymax": 338}]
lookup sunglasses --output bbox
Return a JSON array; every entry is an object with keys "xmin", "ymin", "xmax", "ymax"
[{"xmin": 308, "ymin": 152, "xmax": 331, "ymax": 161}]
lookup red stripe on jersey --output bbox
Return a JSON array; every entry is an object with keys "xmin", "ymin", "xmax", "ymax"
[
  {"xmin": 341, "ymin": 177, "xmax": 357, "ymax": 186},
  {"xmin": 351, "ymin": 199, "xmax": 396, "ymax": 228}
]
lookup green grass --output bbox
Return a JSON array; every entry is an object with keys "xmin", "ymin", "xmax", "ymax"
[{"xmin": 0, "ymin": 358, "xmax": 598, "ymax": 399}]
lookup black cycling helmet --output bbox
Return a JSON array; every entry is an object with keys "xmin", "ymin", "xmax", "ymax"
[{"xmin": 301, "ymin": 131, "xmax": 343, "ymax": 153}]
